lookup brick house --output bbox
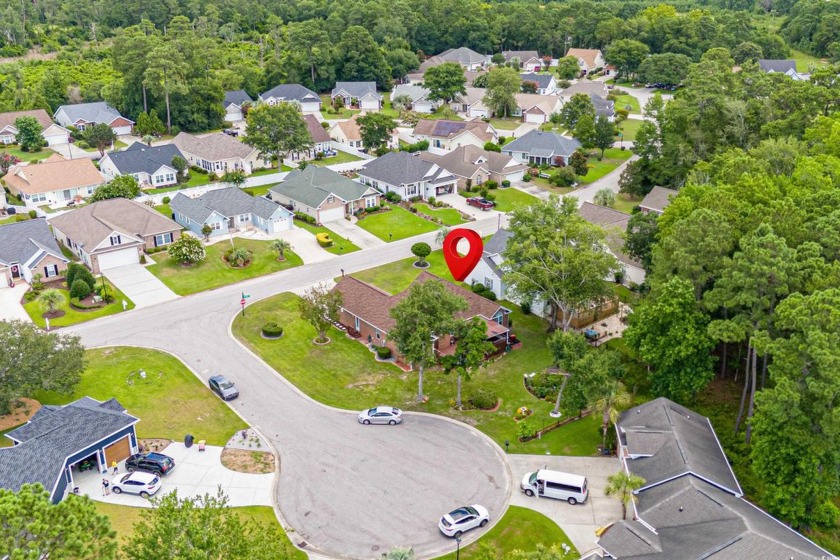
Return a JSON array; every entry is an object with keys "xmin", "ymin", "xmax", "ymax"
[{"xmin": 331, "ymin": 272, "xmax": 512, "ymax": 365}]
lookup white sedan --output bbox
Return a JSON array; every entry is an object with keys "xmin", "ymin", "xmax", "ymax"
[
  {"xmin": 111, "ymin": 471, "xmax": 161, "ymax": 498},
  {"xmin": 358, "ymin": 406, "xmax": 403, "ymax": 425},
  {"xmin": 438, "ymin": 504, "xmax": 490, "ymax": 538}
]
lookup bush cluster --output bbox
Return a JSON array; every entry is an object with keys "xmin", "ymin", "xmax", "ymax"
[
  {"xmin": 525, "ymin": 372, "xmax": 564, "ymax": 400},
  {"xmin": 294, "ymin": 212, "xmax": 316, "ymax": 224},
  {"xmin": 383, "ymin": 191, "xmax": 402, "ymax": 203},
  {"xmin": 470, "ymin": 281, "xmax": 497, "ymax": 301},
  {"xmin": 261, "ymin": 322, "xmax": 284, "ymax": 337},
  {"xmin": 375, "ymin": 346, "xmax": 392, "ymax": 359},
  {"xmin": 468, "ymin": 389, "xmax": 498, "ymax": 410},
  {"xmin": 316, "ymin": 232, "xmax": 333, "ymax": 247}
]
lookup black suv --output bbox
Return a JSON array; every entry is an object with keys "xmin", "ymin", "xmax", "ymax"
[{"xmin": 125, "ymin": 452, "xmax": 176, "ymax": 476}]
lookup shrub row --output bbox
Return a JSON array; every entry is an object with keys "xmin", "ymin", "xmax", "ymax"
[
  {"xmin": 471, "ymin": 282, "xmax": 497, "ymax": 301},
  {"xmin": 294, "ymin": 212, "xmax": 316, "ymax": 224}
]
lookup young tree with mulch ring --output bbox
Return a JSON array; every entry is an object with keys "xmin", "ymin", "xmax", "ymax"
[
  {"xmin": 270, "ymin": 239, "xmax": 291, "ymax": 261},
  {"xmin": 410, "ymin": 242, "xmax": 431, "ymax": 267},
  {"xmin": 298, "ymin": 283, "xmax": 343, "ymax": 344}
]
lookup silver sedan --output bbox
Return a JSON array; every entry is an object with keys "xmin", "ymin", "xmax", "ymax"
[{"xmin": 358, "ymin": 406, "xmax": 403, "ymax": 425}]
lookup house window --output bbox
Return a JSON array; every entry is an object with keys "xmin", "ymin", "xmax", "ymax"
[
  {"xmin": 154, "ymin": 174, "xmax": 165, "ymax": 184},
  {"xmin": 375, "ymin": 329, "xmax": 381, "ymax": 339},
  {"xmin": 44, "ymin": 264, "xmax": 59, "ymax": 278},
  {"xmin": 484, "ymin": 277, "xmax": 494, "ymax": 290},
  {"xmin": 210, "ymin": 221, "xmax": 222, "ymax": 231},
  {"xmin": 154, "ymin": 233, "xmax": 173, "ymax": 247},
  {"xmin": 354, "ymin": 317, "xmax": 360, "ymax": 331},
  {"xmin": 327, "ymin": 195, "xmax": 334, "ymax": 203},
  {"xmin": 165, "ymin": 173, "xmax": 175, "ymax": 183},
  {"xmin": 239, "ymin": 214, "xmax": 250, "ymax": 223},
  {"xmin": 31, "ymin": 192, "xmax": 46, "ymax": 202},
  {"xmin": 365, "ymin": 197, "xmax": 377, "ymax": 208},
  {"xmin": 110, "ymin": 235, "xmax": 121, "ymax": 246}
]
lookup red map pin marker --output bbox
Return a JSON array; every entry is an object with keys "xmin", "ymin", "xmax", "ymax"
[{"xmin": 443, "ymin": 228, "xmax": 484, "ymax": 281}]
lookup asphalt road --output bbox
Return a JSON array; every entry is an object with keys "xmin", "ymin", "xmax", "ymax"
[{"xmin": 69, "ymin": 217, "xmax": 512, "ymax": 559}]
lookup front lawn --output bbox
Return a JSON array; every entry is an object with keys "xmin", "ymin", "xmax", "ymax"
[
  {"xmin": 612, "ymin": 193, "xmax": 640, "ymax": 214},
  {"xmin": 434, "ymin": 506, "xmax": 578, "ymax": 560},
  {"xmin": 93, "ymin": 503, "xmax": 304, "ymax": 559},
  {"xmin": 23, "ymin": 280, "xmax": 135, "ymax": 328},
  {"xmin": 491, "ymin": 188, "xmax": 540, "ymax": 212},
  {"xmin": 486, "ymin": 117, "xmax": 521, "ymax": 130},
  {"xmin": 791, "ymin": 48, "xmax": 827, "ymax": 72},
  {"xmin": 295, "ymin": 221, "xmax": 361, "ymax": 254},
  {"xmin": 356, "ymin": 204, "xmax": 438, "ymax": 241},
  {"xmin": 613, "ymin": 94, "xmax": 640, "ymax": 114},
  {"xmin": 242, "ymin": 183, "xmax": 280, "ymax": 198},
  {"xmin": 34, "ymin": 347, "xmax": 247, "ymax": 445},
  {"xmin": 0, "ymin": 146, "xmax": 55, "ymax": 162},
  {"xmin": 578, "ymin": 149, "xmax": 633, "ymax": 185},
  {"xmin": 147, "ymin": 238, "xmax": 303, "ymax": 295},
  {"xmin": 310, "ymin": 151, "xmax": 363, "ymax": 166},
  {"xmin": 617, "ymin": 118, "xmax": 643, "ymax": 143},
  {"xmin": 232, "ymin": 287, "xmax": 605, "ymax": 455},
  {"xmin": 154, "ymin": 203, "xmax": 171, "ymax": 217},
  {"xmin": 411, "ymin": 203, "xmax": 467, "ymax": 226},
  {"xmin": 351, "ymin": 252, "xmax": 457, "ymax": 293}
]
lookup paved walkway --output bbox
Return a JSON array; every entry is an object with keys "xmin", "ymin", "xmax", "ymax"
[
  {"xmin": 507, "ymin": 455, "xmax": 622, "ymax": 557},
  {"xmin": 327, "ymin": 215, "xmax": 387, "ymax": 249},
  {"xmin": 77, "ymin": 442, "xmax": 274, "ymax": 508},
  {"xmin": 0, "ymin": 283, "xmax": 31, "ymax": 322},
  {"xmin": 104, "ymin": 264, "xmax": 178, "ymax": 308}
]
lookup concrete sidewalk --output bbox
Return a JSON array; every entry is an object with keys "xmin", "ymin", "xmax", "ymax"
[{"xmin": 104, "ymin": 263, "xmax": 178, "ymax": 308}]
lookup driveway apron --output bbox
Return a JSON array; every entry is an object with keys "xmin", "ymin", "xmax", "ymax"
[{"xmin": 104, "ymin": 263, "xmax": 178, "ymax": 308}]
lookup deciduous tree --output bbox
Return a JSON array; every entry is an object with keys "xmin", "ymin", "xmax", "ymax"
[
  {"xmin": 483, "ymin": 67, "xmax": 521, "ymax": 118},
  {"xmin": 424, "ymin": 62, "xmax": 467, "ymax": 103},
  {"xmin": 336, "ymin": 26, "xmax": 391, "ymax": 89},
  {"xmin": 84, "ymin": 123, "xmax": 117, "ymax": 157},
  {"xmin": 90, "ymin": 175, "xmax": 141, "ymax": 202},
  {"xmin": 442, "ymin": 317, "xmax": 495, "ymax": 408},
  {"xmin": 389, "ymin": 279, "xmax": 468, "ymax": 401},
  {"xmin": 555, "ymin": 56, "xmax": 581, "ymax": 80},
  {"xmin": 605, "ymin": 39, "xmax": 650, "ymax": 79},
  {"xmin": 624, "ymin": 211, "xmax": 658, "ymax": 271},
  {"xmin": 298, "ymin": 282, "xmax": 343, "ymax": 343},
  {"xmin": 593, "ymin": 115, "xmax": 616, "ymax": 157},
  {"xmin": 14, "ymin": 116, "xmax": 45, "ymax": 152},
  {"xmin": 357, "ymin": 112, "xmax": 397, "ymax": 151},
  {"xmin": 244, "ymin": 103, "xmax": 313, "ymax": 168},
  {"xmin": 168, "ymin": 235, "xmax": 206, "ymax": 265},
  {"xmin": 560, "ymin": 93, "xmax": 595, "ymax": 129},
  {"xmin": 0, "ymin": 320, "xmax": 85, "ymax": 414}
]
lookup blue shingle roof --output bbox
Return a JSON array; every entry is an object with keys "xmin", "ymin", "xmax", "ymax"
[{"xmin": 105, "ymin": 143, "xmax": 185, "ymax": 176}]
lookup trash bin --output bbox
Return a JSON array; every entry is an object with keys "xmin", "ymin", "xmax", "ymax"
[{"xmin": 184, "ymin": 434, "xmax": 194, "ymax": 448}]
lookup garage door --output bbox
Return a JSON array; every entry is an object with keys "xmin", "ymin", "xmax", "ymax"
[
  {"xmin": 525, "ymin": 112, "xmax": 546, "ymax": 124},
  {"xmin": 44, "ymin": 133, "xmax": 68, "ymax": 146},
  {"xmin": 469, "ymin": 108, "xmax": 488, "ymax": 119},
  {"xmin": 318, "ymin": 206, "xmax": 345, "ymax": 223},
  {"xmin": 98, "ymin": 248, "xmax": 138, "ymax": 270},
  {"xmin": 104, "ymin": 436, "xmax": 131, "ymax": 465},
  {"xmin": 504, "ymin": 169, "xmax": 525, "ymax": 182},
  {"xmin": 112, "ymin": 126, "xmax": 133, "ymax": 136}
]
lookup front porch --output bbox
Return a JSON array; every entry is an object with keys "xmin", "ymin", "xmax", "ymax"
[{"xmin": 434, "ymin": 318, "xmax": 518, "ymax": 358}]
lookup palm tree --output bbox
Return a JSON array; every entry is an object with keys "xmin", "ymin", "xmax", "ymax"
[
  {"xmin": 270, "ymin": 239, "xmax": 292, "ymax": 261},
  {"xmin": 591, "ymin": 379, "xmax": 632, "ymax": 451},
  {"xmin": 37, "ymin": 289, "xmax": 65, "ymax": 315},
  {"xmin": 385, "ymin": 547, "xmax": 414, "ymax": 560},
  {"xmin": 228, "ymin": 248, "xmax": 251, "ymax": 267},
  {"xmin": 605, "ymin": 470, "xmax": 645, "ymax": 520},
  {"xmin": 435, "ymin": 225, "xmax": 450, "ymax": 248}
]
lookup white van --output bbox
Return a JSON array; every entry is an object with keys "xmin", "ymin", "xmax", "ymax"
[{"xmin": 520, "ymin": 469, "xmax": 588, "ymax": 505}]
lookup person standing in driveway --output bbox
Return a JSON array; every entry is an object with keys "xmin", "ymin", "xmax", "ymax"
[{"xmin": 102, "ymin": 478, "xmax": 110, "ymax": 496}]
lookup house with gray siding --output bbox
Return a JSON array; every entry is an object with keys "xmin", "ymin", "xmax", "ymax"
[
  {"xmin": 502, "ymin": 130, "xmax": 581, "ymax": 166},
  {"xmin": 269, "ymin": 166, "xmax": 380, "ymax": 224},
  {"xmin": 0, "ymin": 397, "xmax": 139, "ymax": 503},
  {"xmin": 357, "ymin": 151, "xmax": 457, "ymax": 200},
  {"xmin": 170, "ymin": 187, "xmax": 293, "ymax": 238}
]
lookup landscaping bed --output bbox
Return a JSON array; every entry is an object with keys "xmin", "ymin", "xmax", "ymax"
[
  {"xmin": 410, "ymin": 202, "xmax": 469, "ymax": 225},
  {"xmin": 221, "ymin": 449, "xmax": 275, "ymax": 474},
  {"xmin": 23, "ymin": 279, "xmax": 134, "ymax": 328},
  {"xmin": 295, "ymin": 220, "xmax": 360, "ymax": 254},
  {"xmin": 147, "ymin": 238, "xmax": 303, "ymax": 295}
]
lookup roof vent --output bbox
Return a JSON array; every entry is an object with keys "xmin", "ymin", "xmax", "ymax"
[{"xmin": 679, "ymin": 506, "xmax": 684, "ymax": 512}]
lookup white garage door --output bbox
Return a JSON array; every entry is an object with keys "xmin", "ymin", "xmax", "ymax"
[
  {"xmin": 318, "ymin": 206, "xmax": 345, "ymax": 223},
  {"xmin": 112, "ymin": 126, "xmax": 133, "ymax": 136},
  {"xmin": 44, "ymin": 133, "xmax": 68, "ymax": 146},
  {"xmin": 524, "ymin": 112, "xmax": 546, "ymax": 124},
  {"xmin": 98, "ymin": 248, "xmax": 138, "ymax": 270},
  {"xmin": 504, "ymin": 169, "xmax": 525, "ymax": 182},
  {"xmin": 469, "ymin": 108, "xmax": 489, "ymax": 119}
]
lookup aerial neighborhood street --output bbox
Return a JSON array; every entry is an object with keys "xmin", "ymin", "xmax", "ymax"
[{"xmin": 0, "ymin": 3, "xmax": 838, "ymax": 559}]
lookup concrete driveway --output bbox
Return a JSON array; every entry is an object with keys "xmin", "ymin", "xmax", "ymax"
[
  {"xmin": 438, "ymin": 193, "xmax": 502, "ymax": 220},
  {"xmin": 77, "ymin": 442, "xmax": 274, "ymax": 508},
  {"xmin": 507, "ymin": 455, "xmax": 623, "ymax": 557},
  {"xmin": 103, "ymin": 264, "xmax": 178, "ymax": 308},
  {"xmin": 327, "ymin": 216, "xmax": 386, "ymax": 249},
  {"xmin": 0, "ymin": 283, "xmax": 31, "ymax": 322}
]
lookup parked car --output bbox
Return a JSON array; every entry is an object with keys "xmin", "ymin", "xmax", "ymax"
[
  {"xmin": 209, "ymin": 375, "xmax": 239, "ymax": 401},
  {"xmin": 438, "ymin": 505, "xmax": 490, "ymax": 538},
  {"xmin": 358, "ymin": 406, "xmax": 403, "ymax": 425},
  {"xmin": 111, "ymin": 471, "xmax": 161, "ymax": 498},
  {"xmin": 466, "ymin": 197, "xmax": 495, "ymax": 210},
  {"xmin": 223, "ymin": 128, "xmax": 239, "ymax": 137},
  {"xmin": 125, "ymin": 452, "xmax": 175, "ymax": 476}
]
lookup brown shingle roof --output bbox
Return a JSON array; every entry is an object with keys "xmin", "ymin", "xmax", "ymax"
[
  {"xmin": 420, "ymin": 145, "xmax": 526, "ymax": 179},
  {"xmin": 2, "ymin": 156, "xmax": 103, "ymax": 195},
  {"xmin": 333, "ymin": 271, "xmax": 505, "ymax": 333},
  {"xmin": 578, "ymin": 202, "xmax": 640, "ymax": 269},
  {"xmin": 172, "ymin": 132, "xmax": 256, "ymax": 161},
  {"xmin": 566, "ymin": 48, "xmax": 602, "ymax": 69},
  {"xmin": 303, "ymin": 114, "xmax": 331, "ymax": 144},
  {"xmin": 49, "ymin": 198, "xmax": 181, "ymax": 251},
  {"xmin": 332, "ymin": 115, "xmax": 362, "ymax": 142},
  {"xmin": 0, "ymin": 109, "xmax": 54, "ymax": 132},
  {"xmin": 639, "ymin": 186, "xmax": 677, "ymax": 214},
  {"xmin": 412, "ymin": 119, "xmax": 497, "ymax": 143}
]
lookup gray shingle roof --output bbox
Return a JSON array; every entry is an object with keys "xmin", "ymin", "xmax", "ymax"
[
  {"xmin": 504, "ymin": 50, "xmax": 540, "ymax": 63},
  {"xmin": 640, "ymin": 186, "xmax": 678, "ymax": 214},
  {"xmin": 260, "ymin": 84, "xmax": 320, "ymax": 103},
  {"xmin": 270, "ymin": 166, "xmax": 374, "ymax": 208},
  {"xmin": 520, "ymin": 73, "xmax": 554, "ymax": 89},
  {"xmin": 171, "ymin": 187, "xmax": 288, "ymax": 223},
  {"xmin": 104, "ymin": 142, "xmax": 185, "ymax": 175},
  {"xmin": 359, "ymin": 151, "xmax": 456, "ymax": 186},
  {"xmin": 392, "ymin": 85, "xmax": 431, "ymax": 103},
  {"xmin": 331, "ymin": 82, "xmax": 381, "ymax": 100},
  {"xmin": 0, "ymin": 397, "xmax": 137, "ymax": 498},
  {"xmin": 438, "ymin": 47, "xmax": 489, "ymax": 66},
  {"xmin": 502, "ymin": 130, "xmax": 581, "ymax": 158},
  {"xmin": 55, "ymin": 102, "xmax": 126, "ymax": 125},
  {"xmin": 559, "ymin": 81, "xmax": 608, "ymax": 98},
  {"xmin": 224, "ymin": 90, "xmax": 252, "ymax": 108},
  {"xmin": 484, "ymin": 228, "xmax": 512, "ymax": 256},
  {"xmin": 619, "ymin": 398, "xmax": 742, "ymax": 495},
  {"xmin": 758, "ymin": 59, "xmax": 797, "ymax": 73},
  {"xmin": 0, "ymin": 218, "xmax": 66, "ymax": 267},
  {"xmin": 171, "ymin": 132, "xmax": 255, "ymax": 161},
  {"xmin": 590, "ymin": 93, "xmax": 615, "ymax": 118}
]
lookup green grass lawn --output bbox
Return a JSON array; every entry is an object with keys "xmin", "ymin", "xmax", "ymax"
[
  {"xmin": 251, "ymin": 165, "xmax": 292, "ymax": 176},
  {"xmin": 356, "ymin": 204, "xmax": 439, "ymax": 241},
  {"xmin": 412, "ymin": 203, "xmax": 467, "ymax": 226},
  {"xmin": 232, "ymin": 284, "xmax": 604, "ymax": 455},
  {"xmin": 0, "ymin": 146, "xmax": 55, "ymax": 162},
  {"xmin": 791, "ymin": 48, "xmax": 827, "ymax": 72},
  {"xmin": 23, "ymin": 280, "xmax": 135, "ymax": 328},
  {"xmin": 491, "ymin": 188, "xmax": 540, "ymax": 212},
  {"xmin": 613, "ymin": 94, "xmax": 640, "ymax": 114},
  {"xmin": 0, "ymin": 215, "xmax": 21, "ymax": 225},
  {"xmin": 147, "ymin": 238, "xmax": 303, "ymax": 295},
  {"xmin": 154, "ymin": 203, "xmax": 171, "ymax": 217},
  {"xmin": 295, "ymin": 220, "xmax": 361, "ymax": 254},
  {"xmin": 617, "ymin": 118, "xmax": 643, "ymax": 143},
  {"xmin": 242, "ymin": 183, "xmax": 280, "ymax": 198},
  {"xmin": 612, "ymin": 193, "xmax": 640, "ymax": 214},
  {"xmin": 0, "ymin": 425, "xmax": 22, "ymax": 447},
  {"xmin": 34, "ymin": 347, "xmax": 247, "ymax": 445},
  {"xmin": 93, "ymin": 503, "xmax": 304, "ymax": 559},
  {"xmin": 310, "ymin": 151, "xmax": 363, "ymax": 166},
  {"xmin": 578, "ymin": 149, "xmax": 633, "ymax": 185},
  {"xmin": 351, "ymin": 251, "xmax": 457, "ymax": 293},
  {"xmin": 185, "ymin": 173, "xmax": 213, "ymax": 188},
  {"xmin": 434, "ymin": 506, "xmax": 578, "ymax": 560},
  {"xmin": 486, "ymin": 117, "xmax": 521, "ymax": 130}
]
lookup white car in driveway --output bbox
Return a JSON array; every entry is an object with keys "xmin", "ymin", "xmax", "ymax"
[
  {"xmin": 438, "ymin": 504, "xmax": 489, "ymax": 538},
  {"xmin": 358, "ymin": 406, "xmax": 403, "ymax": 425},
  {"xmin": 111, "ymin": 471, "xmax": 161, "ymax": 498}
]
